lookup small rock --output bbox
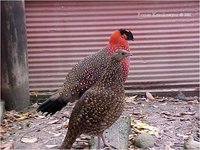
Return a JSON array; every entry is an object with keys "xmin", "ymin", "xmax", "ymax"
[
  {"xmin": 133, "ymin": 133, "xmax": 155, "ymax": 148},
  {"xmin": 184, "ymin": 136, "xmax": 200, "ymax": 149},
  {"xmin": 175, "ymin": 90, "xmax": 186, "ymax": 100},
  {"xmin": 62, "ymin": 120, "xmax": 69, "ymax": 128}
]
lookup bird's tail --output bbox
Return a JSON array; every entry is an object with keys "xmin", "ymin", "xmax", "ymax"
[
  {"xmin": 37, "ymin": 92, "xmax": 67, "ymax": 116},
  {"xmin": 60, "ymin": 128, "xmax": 79, "ymax": 149}
]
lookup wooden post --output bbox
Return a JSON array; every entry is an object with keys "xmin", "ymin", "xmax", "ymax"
[{"xmin": 1, "ymin": 1, "xmax": 30, "ymax": 111}]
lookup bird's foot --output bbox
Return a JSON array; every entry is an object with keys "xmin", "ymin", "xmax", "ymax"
[{"xmin": 102, "ymin": 144, "xmax": 117, "ymax": 150}]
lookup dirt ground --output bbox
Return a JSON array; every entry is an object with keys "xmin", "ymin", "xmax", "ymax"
[{"xmin": 0, "ymin": 94, "xmax": 199, "ymax": 150}]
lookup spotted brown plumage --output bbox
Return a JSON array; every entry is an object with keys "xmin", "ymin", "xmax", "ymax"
[
  {"xmin": 37, "ymin": 29, "xmax": 134, "ymax": 116},
  {"xmin": 60, "ymin": 50, "xmax": 132, "ymax": 149}
]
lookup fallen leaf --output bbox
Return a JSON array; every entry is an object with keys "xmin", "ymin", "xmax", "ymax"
[
  {"xmin": 73, "ymin": 144, "xmax": 85, "ymax": 149},
  {"xmin": 132, "ymin": 120, "xmax": 159, "ymax": 135},
  {"xmin": 141, "ymin": 113, "xmax": 148, "ymax": 121},
  {"xmin": 76, "ymin": 141, "xmax": 89, "ymax": 146},
  {"xmin": 176, "ymin": 133, "xmax": 189, "ymax": 139},
  {"xmin": 146, "ymin": 92, "xmax": 155, "ymax": 100},
  {"xmin": 4, "ymin": 111, "xmax": 19, "ymax": 122},
  {"xmin": 187, "ymin": 100, "xmax": 199, "ymax": 104},
  {"xmin": 17, "ymin": 114, "xmax": 29, "ymax": 121},
  {"xmin": 48, "ymin": 131, "xmax": 62, "ymax": 137},
  {"xmin": 80, "ymin": 135, "xmax": 91, "ymax": 140},
  {"xmin": 161, "ymin": 111, "xmax": 171, "ymax": 116},
  {"xmin": 0, "ymin": 141, "xmax": 14, "ymax": 150},
  {"xmin": 36, "ymin": 115, "xmax": 46, "ymax": 119},
  {"xmin": 129, "ymin": 134, "xmax": 134, "ymax": 140},
  {"xmin": 30, "ymin": 90, "xmax": 38, "ymax": 97},
  {"xmin": 54, "ymin": 133, "xmax": 62, "ymax": 136},
  {"xmin": 180, "ymin": 118, "xmax": 190, "ymax": 121},
  {"xmin": 152, "ymin": 105, "xmax": 158, "ymax": 108},
  {"xmin": 180, "ymin": 111, "xmax": 196, "ymax": 115},
  {"xmin": 132, "ymin": 112, "xmax": 141, "ymax": 115},
  {"xmin": 129, "ymin": 145, "xmax": 139, "ymax": 150},
  {"xmin": 62, "ymin": 120, "xmax": 69, "ymax": 128},
  {"xmin": 158, "ymin": 98, "xmax": 166, "ymax": 102},
  {"xmin": 138, "ymin": 98, "xmax": 147, "ymax": 101},
  {"xmin": 76, "ymin": 138, "xmax": 89, "ymax": 143},
  {"xmin": 161, "ymin": 113, "xmax": 175, "ymax": 121},
  {"xmin": 21, "ymin": 137, "xmax": 38, "ymax": 143},
  {"xmin": 173, "ymin": 112, "xmax": 181, "ymax": 117},
  {"xmin": 166, "ymin": 118, "xmax": 176, "ymax": 121},
  {"xmin": 160, "ymin": 102, "xmax": 168, "ymax": 105},
  {"xmin": 47, "ymin": 119, "xmax": 59, "ymax": 125},
  {"xmin": 165, "ymin": 144, "xmax": 175, "ymax": 150},
  {"xmin": 45, "ymin": 144, "xmax": 57, "ymax": 148},
  {"xmin": 185, "ymin": 97, "xmax": 197, "ymax": 101},
  {"xmin": 0, "ymin": 126, "xmax": 6, "ymax": 133},
  {"xmin": 126, "ymin": 95, "xmax": 138, "ymax": 103},
  {"xmin": 31, "ymin": 103, "xmax": 38, "ymax": 108}
]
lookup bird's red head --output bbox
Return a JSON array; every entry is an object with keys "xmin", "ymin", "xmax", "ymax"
[
  {"xmin": 107, "ymin": 29, "xmax": 134, "ymax": 53},
  {"xmin": 106, "ymin": 29, "xmax": 134, "ymax": 81}
]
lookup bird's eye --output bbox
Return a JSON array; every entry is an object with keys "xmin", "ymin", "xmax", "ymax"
[{"xmin": 121, "ymin": 52, "xmax": 125, "ymax": 55}]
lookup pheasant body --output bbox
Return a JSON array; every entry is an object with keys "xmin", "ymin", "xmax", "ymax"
[
  {"xmin": 61, "ymin": 50, "xmax": 131, "ymax": 149},
  {"xmin": 37, "ymin": 29, "xmax": 134, "ymax": 116}
]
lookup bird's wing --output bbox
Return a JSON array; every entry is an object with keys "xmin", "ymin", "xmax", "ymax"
[
  {"xmin": 37, "ymin": 50, "xmax": 109, "ymax": 116},
  {"xmin": 60, "ymin": 49, "xmax": 110, "ymax": 99}
]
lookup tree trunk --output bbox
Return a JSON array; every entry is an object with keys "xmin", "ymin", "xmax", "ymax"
[{"xmin": 1, "ymin": 1, "xmax": 30, "ymax": 111}]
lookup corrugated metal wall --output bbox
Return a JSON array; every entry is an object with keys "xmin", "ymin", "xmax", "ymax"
[{"xmin": 25, "ymin": 1, "xmax": 199, "ymax": 94}]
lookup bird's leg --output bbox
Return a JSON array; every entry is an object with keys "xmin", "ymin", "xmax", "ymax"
[
  {"xmin": 97, "ymin": 136, "xmax": 101, "ymax": 150},
  {"xmin": 100, "ymin": 134, "xmax": 117, "ymax": 150},
  {"xmin": 100, "ymin": 134, "xmax": 107, "ymax": 147}
]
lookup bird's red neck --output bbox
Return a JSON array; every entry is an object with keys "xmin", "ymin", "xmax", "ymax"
[{"xmin": 106, "ymin": 30, "xmax": 130, "ymax": 53}]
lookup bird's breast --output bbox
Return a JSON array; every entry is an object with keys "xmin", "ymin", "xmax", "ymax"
[{"xmin": 121, "ymin": 56, "xmax": 130, "ymax": 81}]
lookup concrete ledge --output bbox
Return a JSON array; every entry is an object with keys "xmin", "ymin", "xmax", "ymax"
[{"xmin": 31, "ymin": 89, "xmax": 199, "ymax": 103}]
